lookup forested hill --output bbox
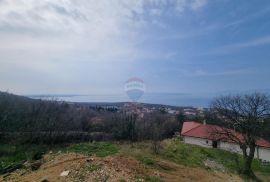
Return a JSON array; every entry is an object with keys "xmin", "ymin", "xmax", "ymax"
[
  {"xmin": 0, "ymin": 91, "xmax": 180, "ymax": 144},
  {"xmin": 0, "ymin": 91, "xmax": 84, "ymax": 142},
  {"xmin": 1, "ymin": 91, "xmax": 269, "ymax": 143}
]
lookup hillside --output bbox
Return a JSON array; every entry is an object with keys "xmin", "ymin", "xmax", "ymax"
[
  {"xmin": 1, "ymin": 92, "xmax": 270, "ymax": 181},
  {"xmin": 1, "ymin": 139, "xmax": 269, "ymax": 182}
]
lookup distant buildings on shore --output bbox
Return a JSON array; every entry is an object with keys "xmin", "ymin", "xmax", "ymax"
[{"xmin": 72, "ymin": 102, "xmax": 208, "ymax": 119}]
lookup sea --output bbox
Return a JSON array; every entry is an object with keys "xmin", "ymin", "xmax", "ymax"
[{"xmin": 28, "ymin": 93, "xmax": 214, "ymax": 107}]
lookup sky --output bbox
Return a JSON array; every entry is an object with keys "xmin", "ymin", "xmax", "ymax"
[{"xmin": 1, "ymin": 0, "xmax": 270, "ymax": 105}]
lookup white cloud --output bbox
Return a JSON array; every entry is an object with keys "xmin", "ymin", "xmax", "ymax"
[
  {"xmin": 223, "ymin": 36, "xmax": 270, "ymax": 49},
  {"xmin": 190, "ymin": 0, "xmax": 208, "ymax": 10},
  {"xmin": 207, "ymin": 35, "xmax": 270, "ymax": 55},
  {"xmin": 175, "ymin": 0, "xmax": 187, "ymax": 13},
  {"xmin": 0, "ymin": 0, "xmax": 208, "ymax": 34},
  {"xmin": 192, "ymin": 69, "xmax": 253, "ymax": 77},
  {"xmin": 175, "ymin": 0, "xmax": 207, "ymax": 12},
  {"xmin": 0, "ymin": 0, "xmax": 209, "ymax": 63},
  {"xmin": 157, "ymin": 23, "xmax": 220, "ymax": 40},
  {"xmin": 0, "ymin": 0, "xmax": 208, "ymax": 94}
]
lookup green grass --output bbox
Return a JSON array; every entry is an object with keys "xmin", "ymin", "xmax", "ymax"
[
  {"xmin": 144, "ymin": 176, "xmax": 165, "ymax": 182},
  {"xmin": 1, "ymin": 140, "xmax": 269, "ymax": 179},
  {"xmin": 119, "ymin": 139, "xmax": 270, "ymax": 177},
  {"xmin": 161, "ymin": 139, "xmax": 270, "ymax": 176},
  {"xmin": 136, "ymin": 155, "xmax": 173, "ymax": 171},
  {"xmin": 0, "ymin": 144, "xmax": 49, "ymax": 174},
  {"xmin": 251, "ymin": 160, "xmax": 270, "ymax": 176},
  {"xmin": 161, "ymin": 139, "xmax": 239, "ymax": 170},
  {"xmin": 134, "ymin": 175, "xmax": 164, "ymax": 182},
  {"xmin": 74, "ymin": 163, "xmax": 102, "ymax": 181},
  {"xmin": 161, "ymin": 140, "xmax": 204, "ymax": 167},
  {"xmin": 67, "ymin": 142, "xmax": 119, "ymax": 157},
  {"xmin": 86, "ymin": 163, "xmax": 102, "ymax": 172},
  {"xmin": 119, "ymin": 179, "xmax": 127, "ymax": 182},
  {"xmin": 0, "ymin": 142, "xmax": 118, "ymax": 174},
  {"xmin": 137, "ymin": 156, "xmax": 155, "ymax": 166}
]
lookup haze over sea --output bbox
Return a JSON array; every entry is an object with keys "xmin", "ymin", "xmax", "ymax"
[{"xmin": 28, "ymin": 89, "xmax": 270, "ymax": 107}]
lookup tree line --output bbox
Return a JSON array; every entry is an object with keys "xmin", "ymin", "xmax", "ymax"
[{"xmin": 0, "ymin": 92, "xmax": 181, "ymax": 144}]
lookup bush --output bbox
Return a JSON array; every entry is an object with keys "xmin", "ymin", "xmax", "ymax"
[
  {"xmin": 0, "ymin": 144, "xmax": 49, "ymax": 174},
  {"xmin": 137, "ymin": 156, "xmax": 155, "ymax": 165},
  {"xmin": 67, "ymin": 142, "xmax": 119, "ymax": 157}
]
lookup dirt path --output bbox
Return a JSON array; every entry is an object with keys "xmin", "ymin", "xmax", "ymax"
[
  {"xmin": 154, "ymin": 159, "xmax": 242, "ymax": 182},
  {"xmin": 0, "ymin": 153, "xmax": 243, "ymax": 182}
]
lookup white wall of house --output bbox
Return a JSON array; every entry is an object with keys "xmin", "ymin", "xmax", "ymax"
[
  {"xmin": 258, "ymin": 147, "xmax": 270, "ymax": 162},
  {"xmin": 219, "ymin": 142, "xmax": 270, "ymax": 162},
  {"xmin": 183, "ymin": 136, "xmax": 270, "ymax": 162},
  {"xmin": 219, "ymin": 141, "xmax": 242, "ymax": 154},
  {"xmin": 183, "ymin": 136, "xmax": 212, "ymax": 148}
]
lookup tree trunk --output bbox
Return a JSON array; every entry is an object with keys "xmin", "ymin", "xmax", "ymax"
[{"xmin": 242, "ymin": 145, "xmax": 256, "ymax": 178}]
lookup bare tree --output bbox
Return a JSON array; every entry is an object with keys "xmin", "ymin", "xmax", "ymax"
[
  {"xmin": 211, "ymin": 93, "xmax": 270, "ymax": 178},
  {"xmin": 149, "ymin": 111, "xmax": 167, "ymax": 154}
]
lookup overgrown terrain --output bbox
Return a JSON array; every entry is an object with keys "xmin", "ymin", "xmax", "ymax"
[
  {"xmin": 1, "ymin": 139, "xmax": 269, "ymax": 181},
  {"xmin": 0, "ymin": 91, "xmax": 180, "ymax": 144},
  {"xmin": 1, "ymin": 92, "xmax": 270, "ymax": 181}
]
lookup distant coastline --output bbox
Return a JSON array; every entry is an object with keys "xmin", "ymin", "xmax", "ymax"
[
  {"xmin": 25, "ymin": 93, "xmax": 212, "ymax": 107},
  {"xmin": 25, "ymin": 89, "xmax": 270, "ymax": 108}
]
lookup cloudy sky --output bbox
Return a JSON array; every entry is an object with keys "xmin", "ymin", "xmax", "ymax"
[{"xmin": 1, "ymin": 0, "xmax": 270, "ymax": 100}]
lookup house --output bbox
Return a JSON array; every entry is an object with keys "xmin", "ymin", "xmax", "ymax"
[
  {"xmin": 183, "ymin": 108, "xmax": 197, "ymax": 118},
  {"xmin": 181, "ymin": 121, "xmax": 270, "ymax": 162},
  {"xmin": 166, "ymin": 108, "xmax": 178, "ymax": 115}
]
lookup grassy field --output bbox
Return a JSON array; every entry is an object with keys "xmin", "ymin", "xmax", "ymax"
[
  {"xmin": 0, "ymin": 144, "xmax": 49, "ymax": 174},
  {"xmin": 0, "ymin": 142, "xmax": 118, "ymax": 174},
  {"xmin": 1, "ymin": 139, "xmax": 269, "ymax": 180},
  {"xmin": 119, "ymin": 139, "xmax": 270, "ymax": 176},
  {"xmin": 67, "ymin": 142, "xmax": 119, "ymax": 157}
]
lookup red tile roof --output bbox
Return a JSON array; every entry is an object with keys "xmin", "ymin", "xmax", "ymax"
[
  {"xmin": 180, "ymin": 121, "xmax": 201, "ymax": 134},
  {"xmin": 181, "ymin": 121, "xmax": 270, "ymax": 148},
  {"xmin": 257, "ymin": 138, "xmax": 270, "ymax": 148}
]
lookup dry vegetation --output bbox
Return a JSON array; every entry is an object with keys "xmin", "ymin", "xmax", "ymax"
[
  {"xmin": 1, "ymin": 139, "xmax": 269, "ymax": 182},
  {"xmin": 1, "ymin": 92, "xmax": 270, "ymax": 181}
]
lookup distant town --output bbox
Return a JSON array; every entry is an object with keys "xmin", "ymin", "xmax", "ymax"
[{"xmin": 71, "ymin": 102, "xmax": 207, "ymax": 119}]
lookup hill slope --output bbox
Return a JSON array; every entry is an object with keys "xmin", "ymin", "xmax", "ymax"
[{"xmin": 1, "ymin": 139, "xmax": 270, "ymax": 181}]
